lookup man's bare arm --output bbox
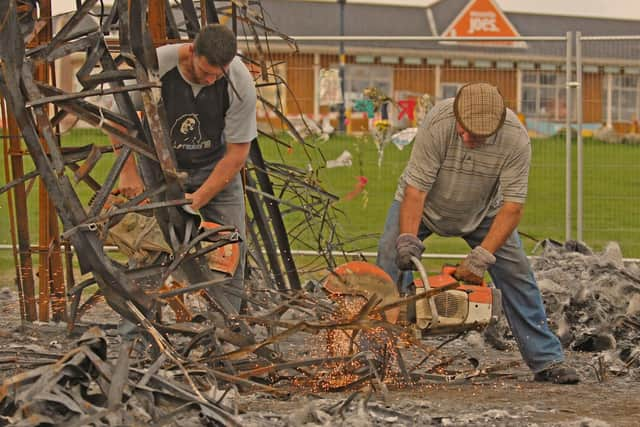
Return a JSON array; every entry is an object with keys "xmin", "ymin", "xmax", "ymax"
[
  {"xmin": 399, "ymin": 183, "xmax": 427, "ymax": 235},
  {"xmin": 480, "ymin": 201, "xmax": 524, "ymax": 253},
  {"xmin": 186, "ymin": 142, "xmax": 251, "ymax": 210},
  {"xmin": 108, "ymin": 126, "xmax": 145, "ymax": 198}
]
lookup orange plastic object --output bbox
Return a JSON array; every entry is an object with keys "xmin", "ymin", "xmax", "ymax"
[
  {"xmin": 200, "ymin": 221, "xmax": 240, "ymax": 275},
  {"xmin": 415, "ymin": 266, "xmax": 492, "ymax": 304}
]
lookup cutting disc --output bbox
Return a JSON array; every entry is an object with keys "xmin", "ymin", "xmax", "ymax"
[{"xmin": 323, "ymin": 261, "xmax": 401, "ymax": 324}]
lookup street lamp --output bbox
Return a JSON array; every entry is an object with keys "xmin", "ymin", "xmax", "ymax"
[{"xmin": 338, "ymin": 0, "xmax": 346, "ymax": 133}]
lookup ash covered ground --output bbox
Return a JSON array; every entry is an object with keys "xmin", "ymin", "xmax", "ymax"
[{"xmin": 1, "ymin": 240, "xmax": 639, "ymax": 426}]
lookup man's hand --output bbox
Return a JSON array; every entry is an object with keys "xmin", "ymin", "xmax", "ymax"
[
  {"xmin": 184, "ymin": 191, "xmax": 209, "ymax": 211},
  {"xmin": 118, "ymin": 168, "xmax": 144, "ymax": 199},
  {"xmin": 455, "ymin": 246, "xmax": 496, "ymax": 284},
  {"xmin": 395, "ymin": 233, "xmax": 425, "ymax": 271}
]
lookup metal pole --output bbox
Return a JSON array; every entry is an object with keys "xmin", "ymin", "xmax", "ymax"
[
  {"xmin": 35, "ymin": 0, "xmax": 56, "ymax": 322},
  {"xmin": 148, "ymin": 0, "xmax": 168, "ymax": 44},
  {"xmin": 576, "ymin": 32, "xmax": 584, "ymax": 241},
  {"xmin": 313, "ymin": 53, "xmax": 320, "ymax": 120},
  {"xmin": 565, "ymin": 31, "xmax": 573, "ymax": 241},
  {"xmin": 243, "ymin": 35, "xmax": 567, "ymax": 42},
  {"xmin": 4, "ymin": 104, "xmax": 37, "ymax": 321},
  {"xmin": 47, "ymin": 71, "xmax": 67, "ymax": 322},
  {"xmin": 35, "ymin": 0, "xmax": 68, "ymax": 322},
  {"xmin": 232, "ymin": 2, "xmax": 238, "ymax": 35},
  {"xmin": 1, "ymin": 101, "xmax": 27, "ymax": 323},
  {"xmin": 516, "ymin": 68, "xmax": 523, "ymax": 112},
  {"xmin": 338, "ymin": 0, "xmax": 346, "ymax": 133},
  {"xmin": 606, "ymin": 74, "xmax": 613, "ymax": 128}
]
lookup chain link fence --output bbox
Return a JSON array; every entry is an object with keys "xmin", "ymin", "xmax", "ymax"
[
  {"xmin": 251, "ymin": 34, "xmax": 640, "ymax": 259},
  {"xmin": 3, "ymin": 35, "xmax": 640, "ymax": 259}
]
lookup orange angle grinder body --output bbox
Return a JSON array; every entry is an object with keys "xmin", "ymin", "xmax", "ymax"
[{"xmin": 323, "ymin": 261, "xmax": 501, "ymax": 335}]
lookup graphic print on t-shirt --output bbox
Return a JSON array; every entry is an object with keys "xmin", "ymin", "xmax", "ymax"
[{"xmin": 170, "ymin": 113, "xmax": 211, "ymax": 150}]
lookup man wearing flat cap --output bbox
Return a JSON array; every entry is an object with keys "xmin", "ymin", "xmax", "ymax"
[{"xmin": 377, "ymin": 82, "xmax": 579, "ymax": 384}]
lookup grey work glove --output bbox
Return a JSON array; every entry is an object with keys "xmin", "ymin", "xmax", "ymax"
[
  {"xmin": 395, "ymin": 233, "xmax": 425, "ymax": 271},
  {"xmin": 455, "ymin": 246, "xmax": 496, "ymax": 284}
]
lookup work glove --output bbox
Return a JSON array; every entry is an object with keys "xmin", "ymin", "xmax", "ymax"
[
  {"xmin": 395, "ymin": 233, "xmax": 425, "ymax": 271},
  {"xmin": 455, "ymin": 246, "xmax": 496, "ymax": 284}
]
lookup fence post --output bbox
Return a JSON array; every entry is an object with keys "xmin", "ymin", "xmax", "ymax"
[
  {"xmin": 565, "ymin": 31, "xmax": 573, "ymax": 241},
  {"xmin": 576, "ymin": 31, "xmax": 584, "ymax": 242},
  {"xmin": 338, "ymin": 0, "xmax": 346, "ymax": 133}
]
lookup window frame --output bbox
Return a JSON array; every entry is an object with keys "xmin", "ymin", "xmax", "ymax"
[
  {"xmin": 605, "ymin": 74, "xmax": 640, "ymax": 123},
  {"xmin": 521, "ymin": 70, "xmax": 568, "ymax": 121}
]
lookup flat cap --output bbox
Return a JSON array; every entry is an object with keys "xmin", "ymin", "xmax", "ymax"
[{"xmin": 453, "ymin": 83, "xmax": 506, "ymax": 138}]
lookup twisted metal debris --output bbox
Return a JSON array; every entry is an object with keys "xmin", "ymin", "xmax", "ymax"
[
  {"xmin": 0, "ymin": 2, "xmax": 530, "ymax": 425},
  {"xmin": 0, "ymin": 0, "xmax": 356, "ymax": 323},
  {"xmin": 0, "ymin": 1, "xmax": 493, "ymax": 424}
]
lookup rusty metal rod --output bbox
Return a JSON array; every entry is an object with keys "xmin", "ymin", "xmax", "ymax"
[
  {"xmin": 1, "ymin": 99, "xmax": 27, "ymax": 322},
  {"xmin": 4, "ymin": 106, "xmax": 37, "ymax": 321}
]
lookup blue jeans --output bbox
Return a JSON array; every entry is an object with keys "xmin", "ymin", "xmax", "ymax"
[
  {"xmin": 377, "ymin": 200, "xmax": 564, "ymax": 373},
  {"xmin": 186, "ymin": 169, "xmax": 246, "ymax": 311}
]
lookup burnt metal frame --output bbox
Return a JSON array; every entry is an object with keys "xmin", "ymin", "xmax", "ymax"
[
  {"xmin": 1, "ymin": 0, "xmax": 356, "ymax": 338},
  {"xmin": 0, "ymin": 9, "xmax": 385, "ymax": 405},
  {"xmin": 0, "ymin": 4, "xmax": 542, "ymax": 417}
]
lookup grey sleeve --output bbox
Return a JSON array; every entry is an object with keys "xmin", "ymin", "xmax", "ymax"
[
  {"xmin": 156, "ymin": 44, "xmax": 178, "ymax": 78},
  {"xmin": 224, "ymin": 57, "xmax": 258, "ymax": 144},
  {"xmin": 402, "ymin": 125, "xmax": 445, "ymax": 193},
  {"xmin": 109, "ymin": 79, "xmax": 143, "ymax": 113},
  {"xmin": 500, "ymin": 131, "xmax": 531, "ymax": 203}
]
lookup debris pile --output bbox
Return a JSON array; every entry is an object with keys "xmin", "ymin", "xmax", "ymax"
[
  {"xmin": 0, "ymin": 280, "xmax": 523, "ymax": 425},
  {"xmin": 3, "ymin": 240, "xmax": 640, "ymax": 424},
  {"xmin": 0, "ymin": 328, "xmax": 241, "ymax": 426},
  {"xmin": 488, "ymin": 240, "xmax": 640, "ymax": 377}
]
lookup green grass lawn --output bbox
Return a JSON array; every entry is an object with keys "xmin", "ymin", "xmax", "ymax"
[
  {"xmin": 257, "ymin": 132, "xmax": 640, "ymax": 258},
  {"xmin": 1, "ymin": 128, "xmax": 640, "ymax": 283}
]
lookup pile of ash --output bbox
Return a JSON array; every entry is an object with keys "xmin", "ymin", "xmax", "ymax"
[{"xmin": 485, "ymin": 240, "xmax": 640, "ymax": 376}]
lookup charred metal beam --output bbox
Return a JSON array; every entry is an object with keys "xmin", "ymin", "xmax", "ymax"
[
  {"xmin": 28, "ymin": 31, "xmax": 101, "ymax": 63},
  {"xmin": 71, "ymin": 143, "xmax": 102, "ymax": 182},
  {"xmin": 76, "ymin": 34, "xmax": 107, "ymax": 88},
  {"xmin": 249, "ymin": 141, "xmax": 300, "ymax": 290},
  {"xmin": 41, "ymin": 0, "xmax": 99, "ymax": 59},
  {"xmin": 157, "ymin": 277, "xmax": 234, "ymax": 298},
  {"xmin": 67, "ymin": 163, "xmax": 102, "ymax": 192},
  {"xmin": 163, "ymin": 0, "xmax": 181, "ymax": 39},
  {"xmin": 21, "ymin": 62, "xmax": 66, "ymax": 174},
  {"xmin": 0, "ymin": 144, "xmax": 114, "ymax": 196},
  {"xmin": 87, "ymin": 147, "xmax": 133, "ymax": 216},
  {"xmin": 181, "ymin": 0, "xmax": 201, "ymax": 37},
  {"xmin": 75, "ymin": 69, "xmax": 140, "ymax": 88},
  {"xmin": 1, "ymin": 2, "xmax": 154, "ymax": 322},
  {"xmin": 204, "ymin": 0, "xmax": 220, "ymax": 25},
  {"xmin": 245, "ymin": 173, "xmax": 287, "ymax": 291},
  {"xmin": 27, "ymin": 81, "xmax": 159, "ymax": 108},
  {"xmin": 101, "ymin": 0, "xmax": 120, "ymax": 34}
]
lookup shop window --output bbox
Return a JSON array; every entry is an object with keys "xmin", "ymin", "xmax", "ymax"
[
  {"xmin": 340, "ymin": 64, "xmax": 394, "ymax": 107},
  {"xmin": 521, "ymin": 71, "xmax": 567, "ymax": 120},
  {"xmin": 440, "ymin": 82, "xmax": 464, "ymax": 100},
  {"xmin": 603, "ymin": 74, "xmax": 640, "ymax": 122}
]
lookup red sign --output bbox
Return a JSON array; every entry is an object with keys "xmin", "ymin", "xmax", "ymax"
[{"xmin": 441, "ymin": 0, "xmax": 526, "ymax": 48}]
